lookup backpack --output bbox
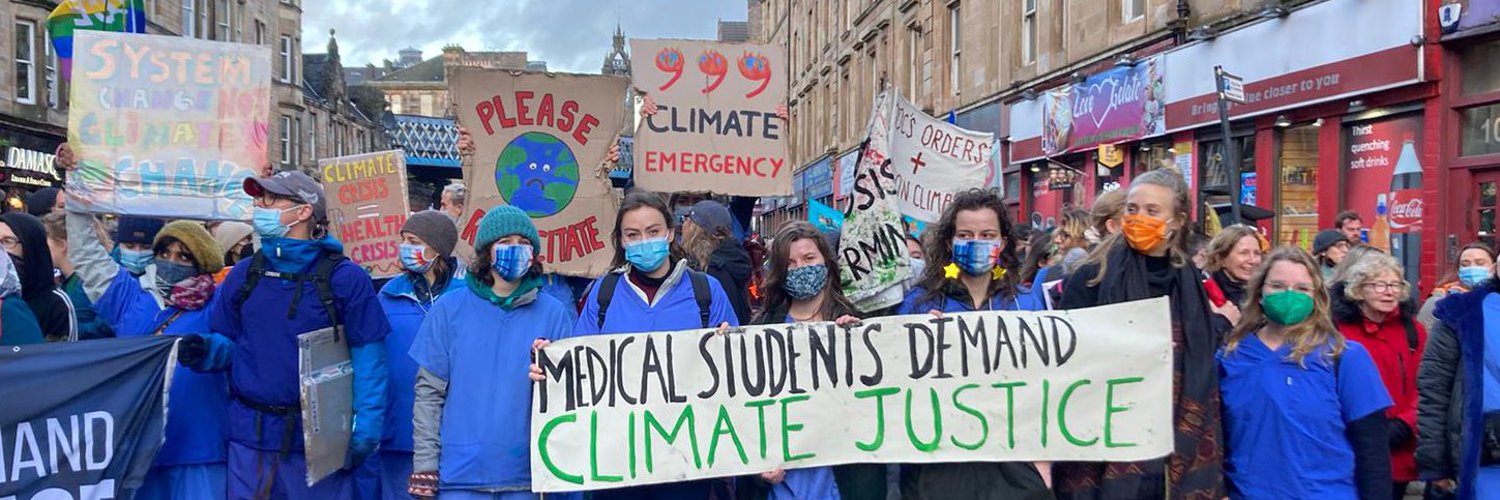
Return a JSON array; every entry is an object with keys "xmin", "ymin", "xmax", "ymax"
[
  {"xmin": 594, "ymin": 270, "xmax": 713, "ymax": 329},
  {"xmin": 233, "ymin": 252, "xmax": 344, "ymax": 328}
]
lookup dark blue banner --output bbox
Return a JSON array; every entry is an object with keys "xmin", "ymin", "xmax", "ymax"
[{"xmin": 0, "ymin": 336, "xmax": 176, "ymax": 500}]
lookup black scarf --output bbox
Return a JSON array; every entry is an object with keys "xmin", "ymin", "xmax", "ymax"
[
  {"xmin": 1211, "ymin": 269, "xmax": 1248, "ymax": 307},
  {"xmin": 1062, "ymin": 244, "xmax": 1225, "ymax": 499}
]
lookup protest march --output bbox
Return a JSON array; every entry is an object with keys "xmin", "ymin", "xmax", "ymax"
[{"xmin": 0, "ymin": 1, "xmax": 1471, "ymax": 500}]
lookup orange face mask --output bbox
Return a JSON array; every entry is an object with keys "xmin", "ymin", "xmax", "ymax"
[{"xmin": 1123, "ymin": 214, "xmax": 1172, "ymax": 253}]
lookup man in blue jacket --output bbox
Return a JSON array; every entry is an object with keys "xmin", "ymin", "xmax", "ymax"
[{"xmin": 189, "ymin": 171, "xmax": 391, "ymax": 499}]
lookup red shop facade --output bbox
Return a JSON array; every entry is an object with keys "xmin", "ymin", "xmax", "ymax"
[
  {"xmin": 1005, "ymin": 0, "xmax": 1445, "ymax": 290},
  {"xmin": 1434, "ymin": 0, "xmax": 1500, "ymax": 290}
]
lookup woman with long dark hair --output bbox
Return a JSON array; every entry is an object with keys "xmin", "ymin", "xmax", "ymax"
[
  {"xmin": 1053, "ymin": 167, "xmax": 1225, "ymax": 499},
  {"xmin": 895, "ymin": 189, "xmax": 1049, "ymax": 499},
  {"xmin": 738, "ymin": 221, "xmax": 884, "ymax": 500}
]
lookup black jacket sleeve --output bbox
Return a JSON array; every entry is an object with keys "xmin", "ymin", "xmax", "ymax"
[
  {"xmin": 1057, "ymin": 264, "xmax": 1101, "ymax": 310},
  {"xmin": 1416, "ymin": 321, "xmax": 1462, "ymax": 479},
  {"xmin": 1347, "ymin": 411, "xmax": 1394, "ymax": 500}
]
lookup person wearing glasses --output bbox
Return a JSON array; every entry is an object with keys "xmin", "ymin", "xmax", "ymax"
[
  {"xmin": 1218, "ymin": 247, "xmax": 1393, "ymax": 498},
  {"xmin": 1331, "ymin": 252, "xmax": 1426, "ymax": 498}
]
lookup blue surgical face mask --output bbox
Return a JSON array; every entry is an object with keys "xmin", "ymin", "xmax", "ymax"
[
  {"xmin": 399, "ymin": 243, "xmax": 434, "ymax": 273},
  {"xmin": 952, "ymin": 239, "xmax": 1003, "ymax": 276},
  {"xmin": 1459, "ymin": 265, "xmax": 1492, "ymax": 288},
  {"xmin": 120, "ymin": 248, "xmax": 154, "ymax": 275},
  {"xmin": 252, "ymin": 207, "xmax": 292, "ymax": 239},
  {"xmin": 784, "ymin": 264, "xmax": 829, "ymax": 301},
  {"xmin": 154, "ymin": 258, "xmax": 199, "ymax": 286},
  {"xmin": 492, "ymin": 244, "xmax": 534, "ymax": 282},
  {"xmin": 624, "ymin": 237, "xmax": 670, "ymax": 273}
]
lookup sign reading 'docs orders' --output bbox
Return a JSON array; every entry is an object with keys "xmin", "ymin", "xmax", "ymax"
[
  {"xmin": 320, "ymin": 150, "xmax": 410, "ymax": 279},
  {"xmin": 531, "ymin": 298, "xmax": 1174, "ymax": 491},
  {"xmin": 629, "ymin": 39, "xmax": 791, "ymax": 197},
  {"xmin": 888, "ymin": 93, "xmax": 995, "ymax": 223},
  {"xmin": 451, "ymin": 70, "xmax": 626, "ymax": 277},
  {"xmin": 66, "ymin": 31, "xmax": 270, "ymax": 221}
]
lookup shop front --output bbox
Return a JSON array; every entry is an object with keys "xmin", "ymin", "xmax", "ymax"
[
  {"xmin": 1007, "ymin": 0, "xmax": 1435, "ymax": 286},
  {"xmin": 0, "ymin": 143, "xmax": 64, "ymax": 211}
]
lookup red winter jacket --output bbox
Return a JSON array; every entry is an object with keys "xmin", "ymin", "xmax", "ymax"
[{"xmin": 1330, "ymin": 282, "xmax": 1425, "ymax": 482}]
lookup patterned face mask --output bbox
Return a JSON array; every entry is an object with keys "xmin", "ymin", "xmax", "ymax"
[
  {"xmin": 492, "ymin": 244, "xmax": 533, "ymax": 282},
  {"xmin": 783, "ymin": 264, "xmax": 828, "ymax": 301},
  {"xmin": 399, "ymin": 243, "xmax": 434, "ymax": 273},
  {"xmin": 952, "ymin": 239, "xmax": 1003, "ymax": 276}
]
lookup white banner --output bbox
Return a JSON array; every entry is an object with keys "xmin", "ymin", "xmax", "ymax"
[
  {"xmin": 887, "ymin": 94, "xmax": 995, "ymax": 223},
  {"xmin": 530, "ymin": 298, "xmax": 1175, "ymax": 491},
  {"xmin": 839, "ymin": 92, "xmax": 910, "ymax": 310}
]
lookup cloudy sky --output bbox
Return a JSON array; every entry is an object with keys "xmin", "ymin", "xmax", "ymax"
[{"xmin": 303, "ymin": 0, "xmax": 750, "ymax": 74}]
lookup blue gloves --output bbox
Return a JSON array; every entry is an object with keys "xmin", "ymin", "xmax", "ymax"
[
  {"xmin": 345, "ymin": 342, "xmax": 388, "ymax": 469},
  {"xmin": 178, "ymin": 333, "xmax": 234, "ymax": 372}
]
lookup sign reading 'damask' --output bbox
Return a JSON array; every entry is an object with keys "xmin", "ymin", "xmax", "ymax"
[
  {"xmin": 450, "ymin": 70, "xmax": 627, "ymax": 277},
  {"xmin": 66, "ymin": 31, "xmax": 270, "ymax": 221},
  {"xmin": 629, "ymin": 39, "xmax": 791, "ymax": 197},
  {"xmin": 530, "ymin": 298, "xmax": 1174, "ymax": 491},
  {"xmin": 320, "ymin": 150, "xmax": 409, "ymax": 279}
]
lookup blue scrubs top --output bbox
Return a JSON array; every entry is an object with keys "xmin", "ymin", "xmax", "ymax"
[
  {"xmin": 770, "ymin": 314, "xmax": 842, "ymax": 500},
  {"xmin": 1218, "ymin": 335, "xmax": 1392, "ymax": 499},
  {"xmin": 408, "ymin": 285, "xmax": 576, "ymax": 490}
]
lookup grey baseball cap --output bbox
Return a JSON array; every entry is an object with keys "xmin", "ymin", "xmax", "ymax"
[{"xmin": 244, "ymin": 171, "xmax": 327, "ymax": 222}]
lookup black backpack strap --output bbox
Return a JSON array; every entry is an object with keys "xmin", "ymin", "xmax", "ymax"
[
  {"xmin": 595, "ymin": 272, "xmax": 622, "ymax": 330},
  {"xmin": 687, "ymin": 271, "xmax": 712, "ymax": 329},
  {"xmin": 233, "ymin": 253, "xmax": 269, "ymax": 310},
  {"xmin": 312, "ymin": 254, "xmax": 343, "ymax": 329},
  {"xmin": 1401, "ymin": 315, "xmax": 1419, "ymax": 352}
]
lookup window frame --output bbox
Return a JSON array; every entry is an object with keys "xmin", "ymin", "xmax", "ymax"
[
  {"xmin": 44, "ymin": 25, "xmax": 58, "ymax": 108},
  {"xmin": 215, "ymin": 0, "xmax": 232, "ymax": 41},
  {"xmin": 908, "ymin": 28, "xmax": 920, "ymax": 101},
  {"xmin": 181, "ymin": 0, "xmax": 196, "ymax": 38},
  {"xmin": 308, "ymin": 113, "xmax": 318, "ymax": 157},
  {"xmin": 949, "ymin": 3, "xmax": 961, "ymax": 96},
  {"xmin": 1022, "ymin": 0, "xmax": 1037, "ymax": 65},
  {"xmin": 279, "ymin": 35, "xmax": 293, "ymax": 83},
  {"xmin": 1123, "ymin": 0, "xmax": 1145, "ymax": 22},
  {"xmin": 15, "ymin": 20, "xmax": 37, "ymax": 105},
  {"xmin": 279, "ymin": 115, "xmax": 293, "ymax": 165}
]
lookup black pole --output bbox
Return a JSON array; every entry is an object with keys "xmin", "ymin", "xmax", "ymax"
[{"xmin": 1215, "ymin": 66, "xmax": 1243, "ymax": 225}]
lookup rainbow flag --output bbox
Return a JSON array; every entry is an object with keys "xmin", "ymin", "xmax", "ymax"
[{"xmin": 46, "ymin": 0, "xmax": 148, "ymax": 81}]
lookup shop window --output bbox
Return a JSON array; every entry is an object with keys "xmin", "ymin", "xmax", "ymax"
[
  {"xmin": 1478, "ymin": 180, "xmax": 1497, "ymax": 249},
  {"xmin": 1134, "ymin": 140, "xmax": 1175, "ymax": 177},
  {"xmin": 1461, "ymin": 103, "xmax": 1500, "ymax": 158},
  {"xmin": 1461, "ymin": 39, "xmax": 1500, "ymax": 96},
  {"xmin": 1277, "ymin": 125, "xmax": 1320, "ymax": 249}
]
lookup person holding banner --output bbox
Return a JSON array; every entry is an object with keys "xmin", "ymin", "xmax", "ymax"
[
  {"xmin": 378, "ymin": 210, "xmax": 465, "ymax": 500},
  {"xmin": 188, "ymin": 171, "xmax": 391, "ymax": 499},
  {"xmin": 1218, "ymin": 247, "xmax": 1394, "ymax": 499},
  {"xmin": 407, "ymin": 206, "xmax": 579, "ymax": 500},
  {"xmin": 568, "ymin": 190, "xmax": 739, "ymax": 500},
  {"xmin": 738, "ymin": 220, "xmax": 884, "ymax": 500},
  {"xmin": 893, "ymin": 189, "xmax": 1050, "ymax": 499},
  {"xmin": 1054, "ymin": 167, "xmax": 1225, "ymax": 499},
  {"xmin": 67, "ymin": 209, "xmax": 231, "ymax": 499}
]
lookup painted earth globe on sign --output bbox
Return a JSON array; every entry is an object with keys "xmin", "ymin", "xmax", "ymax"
[{"xmin": 495, "ymin": 131, "xmax": 580, "ymax": 217}]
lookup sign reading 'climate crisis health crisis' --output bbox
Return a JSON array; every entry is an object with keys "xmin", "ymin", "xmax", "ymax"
[
  {"xmin": 530, "ymin": 298, "xmax": 1175, "ymax": 491},
  {"xmin": 630, "ymin": 39, "xmax": 791, "ymax": 197},
  {"xmin": 319, "ymin": 150, "xmax": 410, "ymax": 279},
  {"xmin": 451, "ymin": 70, "xmax": 627, "ymax": 277}
]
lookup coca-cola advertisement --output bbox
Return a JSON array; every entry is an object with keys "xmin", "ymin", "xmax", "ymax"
[{"xmin": 1343, "ymin": 114, "xmax": 1423, "ymax": 283}]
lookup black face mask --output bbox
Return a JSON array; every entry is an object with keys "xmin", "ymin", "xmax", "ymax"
[{"xmin": 9, "ymin": 252, "xmax": 24, "ymax": 271}]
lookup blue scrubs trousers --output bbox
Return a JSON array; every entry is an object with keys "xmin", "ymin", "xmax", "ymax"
[
  {"xmin": 228, "ymin": 441, "xmax": 354, "ymax": 499},
  {"xmin": 135, "ymin": 463, "xmax": 227, "ymax": 500},
  {"xmin": 379, "ymin": 450, "xmax": 413, "ymax": 500}
]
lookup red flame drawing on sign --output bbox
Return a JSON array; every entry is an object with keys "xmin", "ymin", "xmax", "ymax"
[
  {"xmin": 738, "ymin": 52, "xmax": 772, "ymax": 99},
  {"xmin": 655, "ymin": 48, "xmax": 684, "ymax": 91},
  {"xmin": 699, "ymin": 50, "xmax": 728, "ymax": 94}
]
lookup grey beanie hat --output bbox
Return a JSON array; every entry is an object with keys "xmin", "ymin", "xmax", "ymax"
[{"xmin": 401, "ymin": 210, "xmax": 459, "ymax": 257}]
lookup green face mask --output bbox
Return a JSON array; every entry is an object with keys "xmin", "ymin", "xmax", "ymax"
[{"xmin": 1261, "ymin": 290, "xmax": 1315, "ymax": 325}]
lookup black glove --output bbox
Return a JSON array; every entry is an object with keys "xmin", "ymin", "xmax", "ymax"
[
  {"xmin": 1386, "ymin": 417, "xmax": 1413, "ymax": 447},
  {"xmin": 177, "ymin": 334, "xmax": 207, "ymax": 369}
]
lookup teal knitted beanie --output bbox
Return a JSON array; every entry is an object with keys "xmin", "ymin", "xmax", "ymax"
[{"xmin": 475, "ymin": 205, "xmax": 541, "ymax": 254}]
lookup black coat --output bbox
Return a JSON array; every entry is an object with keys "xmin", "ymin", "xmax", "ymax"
[{"xmin": 708, "ymin": 239, "xmax": 754, "ymax": 325}]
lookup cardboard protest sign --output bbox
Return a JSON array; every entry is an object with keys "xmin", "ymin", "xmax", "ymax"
[
  {"xmin": 888, "ymin": 93, "xmax": 995, "ymax": 223},
  {"xmin": 839, "ymin": 92, "xmax": 910, "ymax": 311},
  {"xmin": 629, "ymin": 39, "xmax": 790, "ymax": 196},
  {"xmin": 450, "ymin": 70, "xmax": 627, "ymax": 277},
  {"xmin": 320, "ymin": 150, "xmax": 410, "ymax": 278},
  {"xmin": 298, "ymin": 327, "xmax": 352, "ymax": 487},
  {"xmin": 66, "ymin": 31, "xmax": 270, "ymax": 221},
  {"xmin": 530, "ymin": 298, "xmax": 1175, "ymax": 491}
]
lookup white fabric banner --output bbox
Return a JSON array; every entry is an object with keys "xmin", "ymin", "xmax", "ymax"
[
  {"xmin": 886, "ymin": 94, "xmax": 995, "ymax": 223},
  {"xmin": 530, "ymin": 298, "xmax": 1176, "ymax": 491},
  {"xmin": 838, "ymin": 92, "xmax": 910, "ymax": 310}
]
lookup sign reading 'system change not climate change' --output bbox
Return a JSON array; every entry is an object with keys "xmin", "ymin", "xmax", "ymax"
[
  {"xmin": 530, "ymin": 298, "xmax": 1174, "ymax": 491},
  {"xmin": 629, "ymin": 39, "xmax": 791, "ymax": 197},
  {"xmin": 66, "ymin": 31, "xmax": 270, "ymax": 221}
]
